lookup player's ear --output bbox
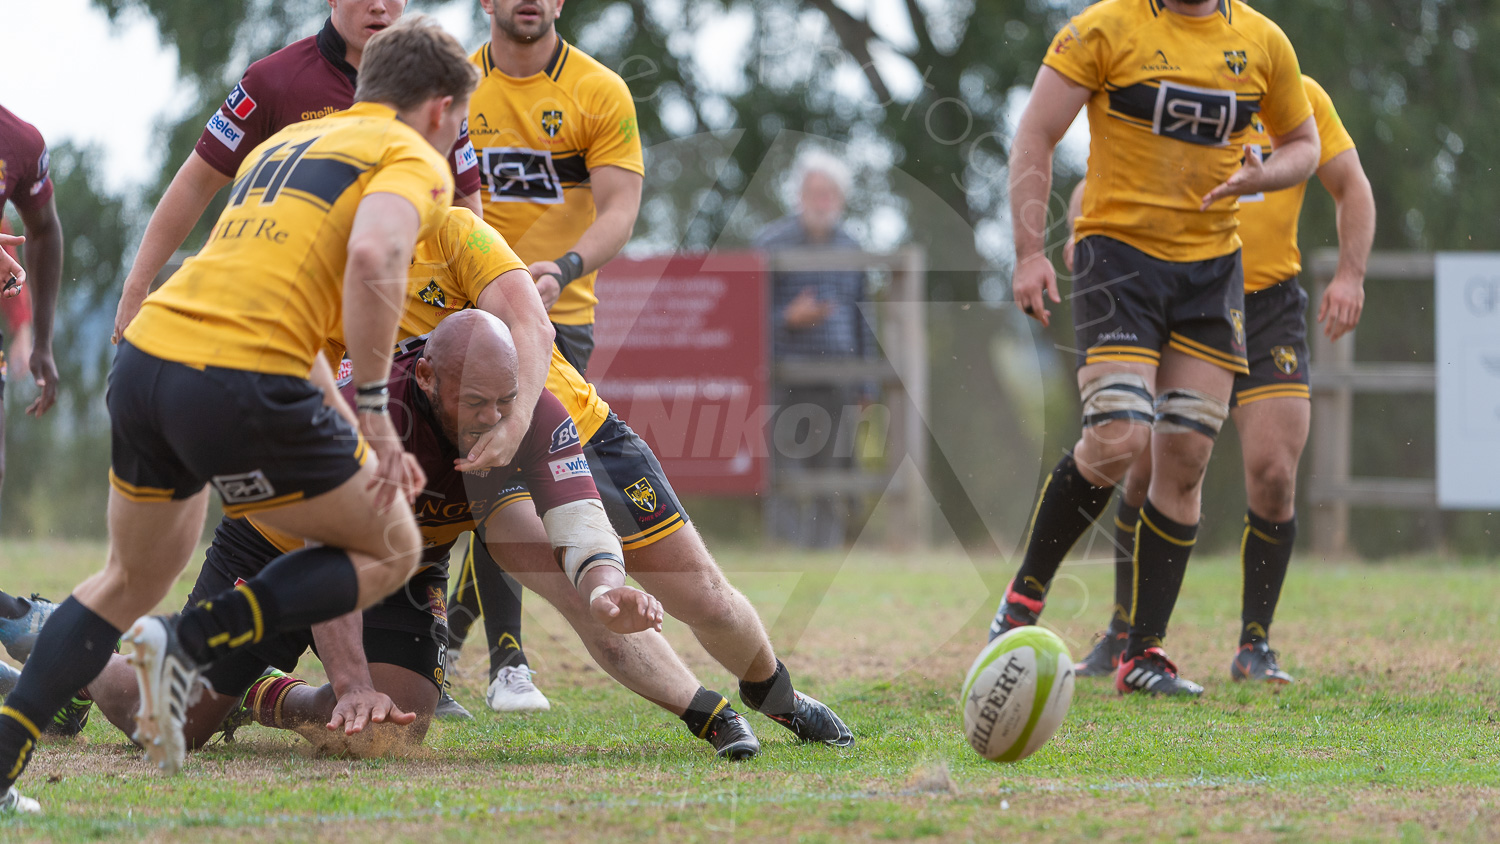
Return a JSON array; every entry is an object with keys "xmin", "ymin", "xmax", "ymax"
[{"xmin": 414, "ymin": 357, "xmax": 435, "ymax": 390}]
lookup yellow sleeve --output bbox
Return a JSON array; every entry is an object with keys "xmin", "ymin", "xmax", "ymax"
[
  {"xmin": 1256, "ymin": 25, "xmax": 1313, "ymax": 137},
  {"xmin": 582, "ymin": 74, "xmax": 645, "ymax": 175},
  {"xmin": 1041, "ymin": 16, "xmax": 1104, "ymax": 90},
  {"xmin": 1304, "ymin": 77, "xmax": 1355, "ymax": 167},
  {"xmin": 446, "ymin": 212, "xmax": 528, "ymax": 305},
  {"xmin": 365, "ymin": 138, "xmax": 453, "ymax": 241}
]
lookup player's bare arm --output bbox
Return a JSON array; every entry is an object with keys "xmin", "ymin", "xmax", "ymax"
[
  {"xmin": 1008, "ymin": 66, "xmax": 1091, "ymax": 327},
  {"xmin": 343, "ymin": 192, "xmax": 428, "ymax": 510},
  {"xmin": 311, "ymin": 611, "xmax": 417, "ymax": 735},
  {"xmin": 15, "ymin": 195, "xmax": 63, "ymax": 416},
  {"xmin": 1315, "ymin": 148, "xmax": 1376, "ymax": 341},
  {"xmin": 454, "ymin": 189, "xmax": 483, "ymax": 217},
  {"xmin": 459, "ymin": 268, "xmax": 554, "ymax": 471},
  {"xmin": 1062, "ymin": 180, "xmax": 1085, "ymax": 273},
  {"xmin": 1200, "ymin": 117, "xmax": 1321, "ymax": 210},
  {"xmin": 112, "ymin": 152, "xmax": 233, "ymax": 341},
  {"xmin": 529, "ymin": 165, "xmax": 643, "ymax": 308}
]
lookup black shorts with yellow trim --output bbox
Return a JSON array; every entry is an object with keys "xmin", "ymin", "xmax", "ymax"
[
  {"xmin": 1232, "ymin": 277, "xmax": 1311, "ymax": 407},
  {"xmin": 583, "ymin": 412, "xmax": 688, "ymax": 550},
  {"xmin": 107, "ymin": 341, "xmax": 367, "ymax": 517},
  {"xmin": 190, "ymin": 515, "xmax": 450, "ymax": 697},
  {"xmin": 1071, "ymin": 235, "xmax": 1249, "ymax": 375}
]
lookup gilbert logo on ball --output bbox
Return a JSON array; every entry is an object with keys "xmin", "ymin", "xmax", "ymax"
[{"xmin": 961, "ymin": 626, "xmax": 1075, "ymax": 762}]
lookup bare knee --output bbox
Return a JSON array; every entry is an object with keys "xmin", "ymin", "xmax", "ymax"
[
  {"xmin": 1077, "ymin": 422, "xmax": 1150, "ymax": 486},
  {"xmin": 1246, "ymin": 459, "xmax": 1297, "ymax": 520}
]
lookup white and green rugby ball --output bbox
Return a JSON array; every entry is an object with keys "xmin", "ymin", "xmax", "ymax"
[{"xmin": 960, "ymin": 626, "xmax": 1075, "ymax": 762}]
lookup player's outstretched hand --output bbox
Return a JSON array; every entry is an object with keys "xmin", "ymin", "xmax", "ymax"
[
  {"xmin": 326, "ymin": 686, "xmax": 417, "ymax": 736},
  {"xmin": 25, "ymin": 346, "xmax": 57, "ymax": 417},
  {"xmin": 528, "ymin": 260, "xmax": 563, "ymax": 310},
  {"xmin": 1201, "ymin": 144, "xmax": 1266, "ymax": 210},
  {"xmin": 1318, "ymin": 274, "xmax": 1366, "ymax": 341},
  {"xmin": 1013, "ymin": 253, "xmax": 1060, "ymax": 327},
  {"xmin": 590, "ymin": 586, "xmax": 664, "ymax": 635}
]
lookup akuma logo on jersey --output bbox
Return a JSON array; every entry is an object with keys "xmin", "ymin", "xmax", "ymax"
[
  {"xmin": 625, "ymin": 478, "xmax": 657, "ymax": 512},
  {"xmin": 541, "ymin": 110, "xmax": 564, "ymax": 138},
  {"xmin": 1152, "ymin": 81, "xmax": 1238, "ymax": 147},
  {"xmin": 550, "ymin": 418, "xmax": 580, "ymax": 453},
  {"xmin": 1141, "ymin": 50, "xmax": 1179, "ymax": 72},
  {"xmin": 1272, "ymin": 345, "xmax": 1299, "ymax": 375},
  {"xmin": 225, "ymin": 84, "xmax": 257, "ymax": 120},
  {"xmin": 549, "ymin": 455, "xmax": 591, "ymax": 481},
  {"xmin": 1223, "ymin": 50, "xmax": 1248, "ymax": 76}
]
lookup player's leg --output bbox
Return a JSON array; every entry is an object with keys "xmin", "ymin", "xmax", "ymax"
[
  {"xmin": 445, "ymin": 538, "xmax": 482, "ymax": 671},
  {"xmin": 989, "ymin": 236, "xmax": 1165, "ymax": 639},
  {"xmin": 1230, "ymin": 397, "xmax": 1308, "ymax": 684},
  {"xmin": 460, "ymin": 533, "xmax": 546, "ymax": 712},
  {"xmin": 243, "ymin": 656, "xmax": 439, "ymax": 755},
  {"xmin": 1116, "ymin": 349, "xmax": 1233, "ymax": 696},
  {"xmin": 586, "ymin": 412, "xmax": 851, "ymax": 746},
  {"xmin": 1075, "ymin": 451, "xmax": 1152, "ymax": 677},
  {"xmin": 485, "ymin": 521, "xmax": 758, "ymax": 759}
]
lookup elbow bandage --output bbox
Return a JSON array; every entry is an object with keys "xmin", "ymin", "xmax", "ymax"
[
  {"xmin": 1080, "ymin": 373, "xmax": 1154, "ymax": 429},
  {"xmin": 542, "ymin": 498, "xmax": 626, "ymax": 587},
  {"xmin": 1153, "ymin": 388, "xmax": 1229, "ymax": 439}
]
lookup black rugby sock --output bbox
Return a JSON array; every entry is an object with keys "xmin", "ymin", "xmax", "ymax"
[
  {"xmin": 1011, "ymin": 453, "xmax": 1116, "ymax": 603},
  {"xmin": 1241, "ymin": 511, "xmax": 1296, "ymax": 646},
  {"xmin": 0, "ymin": 590, "xmax": 30, "ymax": 621},
  {"xmin": 445, "ymin": 539, "xmax": 484, "ymax": 650},
  {"xmin": 1110, "ymin": 501, "xmax": 1141, "ymax": 635},
  {"xmin": 468, "ymin": 541, "xmax": 529, "ymax": 679},
  {"xmin": 0, "ymin": 597, "xmax": 119, "ymax": 789},
  {"xmin": 1126, "ymin": 499, "xmax": 1198, "ymax": 660},
  {"xmin": 738, "ymin": 659, "xmax": 795, "ymax": 717},
  {"xmin": 680, "ymin": 686, "xmax": 734, "ymax": 739},
  {"xmin": 176, "ymin": 545, "xmax": 360, "ymax": 666}
]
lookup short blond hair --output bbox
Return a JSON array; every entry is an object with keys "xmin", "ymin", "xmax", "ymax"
[{"xmin": 355, "ymin": 15, "xmax": 479, "ymax": 111}]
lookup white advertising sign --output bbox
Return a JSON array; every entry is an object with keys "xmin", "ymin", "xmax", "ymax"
[{"xmin": 1436, "ymin": 252, "xmax": 1500, "ymax": 508}]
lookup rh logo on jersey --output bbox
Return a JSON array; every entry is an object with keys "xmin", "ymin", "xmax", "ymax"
[
  {"xmin": 1152, "ymin": 81, "xmax": 1238, "ymax": 147},
  {"xmin": 550, "ymin": 418, "xmax": 580, "ymax": 453},
  {"xmin": 225, "ymin": 84, "xmax": 257, "ymax": 120},
  {"xmin": 549, "ymin": 455, "xmax": 592, "ymax": 481},
  {"xmin": 1223, "ymin": 50, "xmax": 1248, "ymax": 75},
  {"xmin": 541, "ymin": 110, "xmax": 564, "ymax": 138},
  {"xmin": 212, "ymin": 470, "xmax": 275, "ymax": 504},
  {"xmin": 480, "ymin": 147, "xmax": 564, "ymax": 203}
]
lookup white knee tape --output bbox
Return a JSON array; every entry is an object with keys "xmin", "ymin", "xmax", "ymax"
[
  {"xmin": 1081, "ymin": 373, "xmax": 1154, "ymax": 429},
  {"xmin": 1153, "ymin": 389, "xmax": 1229, "ymax": 438},
  {"xmin": 541, "ymin": 499, "xmax": 626, "ymax": 586}
]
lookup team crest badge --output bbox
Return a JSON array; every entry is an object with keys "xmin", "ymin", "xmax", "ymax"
[
  {"xmin": 624, "ymin": 478, "xmax": 658, "ymax": 512},
  {"xmin": 1230, "ymin": 309, "xmax": 1246, "ymax": 347},
  {"xmin": 427, "ymin": 586, "xmax": 449, "ymax": 624},
  {"xmin": 1223, "ymin": 50, "xmax": 1248, "ymax": 75},
  {"xmin": 418, "ymin": 279, "xmax": 446, "ymax": 308},
  {"xmin": 1272, "ymin": 345, "xmax": 1299, "ymax": 375},
  {"xmin": 541, "ymin": 110, "xmax": 564, "ymax": 138}
]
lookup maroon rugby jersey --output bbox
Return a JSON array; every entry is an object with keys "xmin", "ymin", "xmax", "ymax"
[
  {"xmin": 195, "ymin": 18, "xmax": 481, "ymax": 196},
  {"xmin": 339, "ymin": 337, "xmax": 598, "ymax": 567},
  {"xmin": 0, "ymin": 104, "xmax": 53, "ymax": 215}
]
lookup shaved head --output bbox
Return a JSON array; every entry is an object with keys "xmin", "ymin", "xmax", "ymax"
[{"xmin": 415, "ymin": 310, "xmax": 521, "ymax": 454}]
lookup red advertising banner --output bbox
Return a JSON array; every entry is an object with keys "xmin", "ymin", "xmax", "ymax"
[{"xmin": 589, "ymin": 252, "xmax": 769, "ymax": 495}]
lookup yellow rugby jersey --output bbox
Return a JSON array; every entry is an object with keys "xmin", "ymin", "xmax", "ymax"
[
  {"xmin": 1237, "ymin": 76, "xmax": 1355, "ymax": 292},
  {"xmin": 324, "ymin": 206, "xmax": 614, "ymax": 443},
  {"xmin": 1049, "ymin": 0, "xmax": 1313, "ymax": 262},
  {"xmin": 467, "ymin": 39, "xmax": 644, "ymax": 326},
  {"xmin": 127, "ymin": 102, "xmax": 453, "ymax": 377}
]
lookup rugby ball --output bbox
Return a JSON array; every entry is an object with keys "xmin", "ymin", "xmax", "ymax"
[{"xmin": 960, "ymin": 626, "xmax": 1075, "ymax": 762}]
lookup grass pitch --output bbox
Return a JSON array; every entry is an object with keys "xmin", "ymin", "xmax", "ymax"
[{"xmin": 3, "ymin": 538, "xmax": 1499, "ymax": 842}]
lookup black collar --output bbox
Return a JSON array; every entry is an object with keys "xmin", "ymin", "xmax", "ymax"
[
  {"xmin": 486, "ymin": 35, "xmax": 565, "ymax": 79},
  {"xmin": 316, "ymin": 18, "xmax": 360, "ymax": 89}
]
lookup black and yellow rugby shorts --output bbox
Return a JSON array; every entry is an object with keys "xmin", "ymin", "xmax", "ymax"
[
  {"xmin": 1232, "ymin": 278, "xmax": 1311, "ymax": 407},
  {"xmin": 485, "ymin": 411, "xmax": 689, "ymax": 552},
  {"xmin": 192, "ymin": 516, "xmax": 450, "ymax": 696},
  {"xmin": 1071, "ymin": 235, "xmax": 1249, "ymax": 375},
  {"xmin": 107, "ymin": 341, "xmax": 367, "ymax": 517}
]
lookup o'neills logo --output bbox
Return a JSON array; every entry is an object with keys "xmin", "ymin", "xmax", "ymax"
[{"xmin": 970, "ymin": 655, "xmax": 1028, "ymax": 752}]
